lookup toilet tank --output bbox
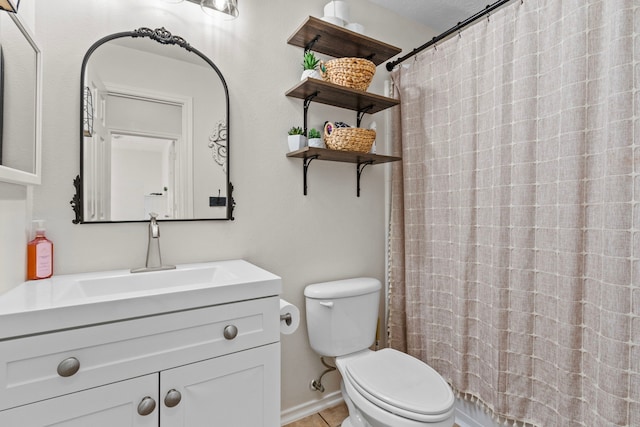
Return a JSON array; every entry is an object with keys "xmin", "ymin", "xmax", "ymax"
[{"xmin": 304, "ymin": 278, "xmax": 381, "ymax": 357}]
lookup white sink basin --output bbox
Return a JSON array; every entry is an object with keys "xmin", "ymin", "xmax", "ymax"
[
  {"xmin": 54, "ymin": 265, "xmax": 236, "ymax": 302},
  {"xmin": 0, "ymin": 260, "xmax": 282, "ymax": 339}
]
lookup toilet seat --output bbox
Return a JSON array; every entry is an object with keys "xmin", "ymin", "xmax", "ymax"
[{"xmin": 343, "ymin": 349, "xmax": 454, "ymax": 423}]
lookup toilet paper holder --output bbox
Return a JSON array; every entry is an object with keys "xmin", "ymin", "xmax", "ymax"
[{"xmin": 280, "ymin": 313, "xmax": 293, "ymax": 326}]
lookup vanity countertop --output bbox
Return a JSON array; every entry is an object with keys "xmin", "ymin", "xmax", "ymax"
[{"xmin": 0, "ymin": 259, "xmax": 281, "ymax": 340}]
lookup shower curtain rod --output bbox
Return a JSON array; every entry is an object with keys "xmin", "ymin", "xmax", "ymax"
[{"xmin": 386, "ymin": 0, "xmax": 514, "ymax": 71}]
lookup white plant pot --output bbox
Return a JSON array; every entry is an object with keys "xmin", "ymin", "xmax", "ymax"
[
  {"xmin": 308, "ymin": 138, "xmax": 324, "ymax": 148},
  {"xmin": 288, "ymin": 135, "xmax": 307, "ymax": 152},
  {"xmin": 301, "ymin": 69, "xmax": 321, "ymax": 80}
]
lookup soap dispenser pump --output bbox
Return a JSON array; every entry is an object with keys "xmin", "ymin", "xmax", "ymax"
[{"xmin": 27, "ymin": 220, "xmax": 54, "ymax": 280}]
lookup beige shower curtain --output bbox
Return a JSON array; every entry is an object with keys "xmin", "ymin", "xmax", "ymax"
[{"xmin": 388, "ymin": 1, "xmax": 638, "ymax": 426}]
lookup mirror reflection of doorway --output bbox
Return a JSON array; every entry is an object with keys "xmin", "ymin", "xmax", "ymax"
[
  {"xmin": 81, "ymin": 87, "xmax": 194, "ymax": 222},
  {"xmin": 110, "ymin": 133, "xmax": 176, "ymax": 221}
]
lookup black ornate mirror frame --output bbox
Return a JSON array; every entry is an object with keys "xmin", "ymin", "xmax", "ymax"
[{"xmin": 71, "ymin": 27, "xmax": 234, "ymax": 223}]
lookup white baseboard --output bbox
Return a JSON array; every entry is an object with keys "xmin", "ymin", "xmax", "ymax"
[
  {"xmin": 280, "ymin": 391, "xmax": 344, "ymax": 426},
  {"xmin": 455, "ymin": 397, "xmax": 501, "ymax": 427}
]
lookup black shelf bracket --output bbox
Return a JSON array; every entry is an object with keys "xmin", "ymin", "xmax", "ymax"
[
  {"xmin": 305, "ymin": 35, "xmax": 321, "ymax": 52},
  {"xmin": 303, "ymin": 91, "xmax": 319, "ymax": 135},
  {"xmin": 356, "ymin": 160, "xmax": 374, "ymax": 197},
  {"xmin": 303, "ymin": 154, "xmax": 320, "ymax": 195},
  {"xmin": 356, "ymin": 105, "xmax": 374, "ymax": 127}
]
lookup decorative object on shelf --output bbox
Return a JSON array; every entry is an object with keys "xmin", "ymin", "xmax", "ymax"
[
  {"xmin": 82, "ymin": 86, "xmax": 94, "ymax": 137},
  {"xmin": 345, "ymin": 22, "xmax": 364, "ymax": 35},
  {"xmin": 323, "ymin": 121, "xmax": 350, "ymax": 136},
  {"xmin": 0, "ymin": 0, "xmax": 19, "ymax": 13},
  {"xmin": 324, "ymin": 121, "xmax": 375, "ymax": 153},
  {"xmin": 207, "ymin": 120, "xmax": 227, "ymax": 172},
  {"xmin": 301, "ymin": 50, "xmax": 321, "ymax": 80},
  {"xmin": 287, "ymin": 126, "xmax": 307, "ymax": 152},
  {"xmin": 322, "ymin": 1, "xmax": 348, "ymax": 26},
  {"xmin": 320, "ymin": 57, "xmax": 375, "ymax": 91},
  {"xmin": 368, "ymin": 121, "xmax": 377, "ymax": 153},
  {"xmin": 307, "ymin": 128, "xmax": 323, "ymax": 148}
]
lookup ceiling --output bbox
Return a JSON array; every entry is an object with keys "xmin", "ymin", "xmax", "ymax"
[{"xmin": 367, "ymin": 0, "xmax": 490, "ymax": 33}]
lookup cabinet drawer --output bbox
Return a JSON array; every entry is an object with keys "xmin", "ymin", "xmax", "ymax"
[{"xmin": 0, "ymin": 296, "xmax": 279, "ymax": 411}]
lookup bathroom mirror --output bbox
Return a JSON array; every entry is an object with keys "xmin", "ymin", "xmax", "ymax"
[
  {"xmin": 73, "ymin": 27, "xmax": 233, "ymax": 223},
  {"xmin": 0, "ymin": 12, "xmax": 42, "ymax": 185}
]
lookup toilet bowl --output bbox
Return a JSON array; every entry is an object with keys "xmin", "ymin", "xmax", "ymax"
[{"xmin": 304, "ymin": 278, "xmax": 455, "ymax": 427}]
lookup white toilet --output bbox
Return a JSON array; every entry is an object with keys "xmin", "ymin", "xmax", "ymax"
[{"xmin": 304, "ymin": 278, "xmax": 455, "ymax": 427}]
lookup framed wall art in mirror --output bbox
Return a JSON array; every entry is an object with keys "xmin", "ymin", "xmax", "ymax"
[
  {"xmin": 72, "ymin": 27, "xmax": 234, "ymax": 223},
  {"xmin": 0, "ymin": 12, "xmax": 41, "ymax": 185}
]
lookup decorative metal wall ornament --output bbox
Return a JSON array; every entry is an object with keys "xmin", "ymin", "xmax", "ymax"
[
  {"xmin": 207, "ymin": 120, "xmax": 227, "ymax": 172},
  {"xmin": 132, "ymin": 27, "xmax": 191, "ymax": 51},
  {"xmin": 82, "ymin": 86, "xmax": 94, "ymax": 137},
  {"xmin": 70, "ymin": 175, "xmax": 81, "ymax": 224}
]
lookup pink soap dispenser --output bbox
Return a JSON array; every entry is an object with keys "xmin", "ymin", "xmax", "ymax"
[{"xmin": 27, "ymin": 220, "xmax": 54, "ymax": 280}]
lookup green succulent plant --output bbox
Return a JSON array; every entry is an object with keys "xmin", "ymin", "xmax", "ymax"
[
  {"xmin": 288, "ymin": 126, "xmax": 304, "ymax": 135},
  {"xmin": 307, "ymin": 128, "xmax": 321, "ymax": 139},
  {"xmin": 302, "ymin": 51, "xmax": 320, "ymax": 70}
]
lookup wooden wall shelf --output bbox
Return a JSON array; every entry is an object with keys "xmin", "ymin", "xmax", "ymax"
[
  {"xmin": 285, "ymin": 78, "xmax": 399, "ymax": 115},
  {"xmin": 286, "ymin": 147, "xmax": 400, "ymax": 196},
  {"xmin": 287, "ymin": 16, "xmax": 401, "ymax": 65},
  {"xmin": 287, "ymin": 147, "xmax": 400, "ymax": 164}
]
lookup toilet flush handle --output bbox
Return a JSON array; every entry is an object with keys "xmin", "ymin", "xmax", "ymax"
[{"xmin": 319, "ymin": 301, "xmax": 334, "ymax": 308}]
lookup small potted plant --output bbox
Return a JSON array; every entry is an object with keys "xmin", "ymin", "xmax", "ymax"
[
  {"xmin": 301, "ymin": 51, "xmax": 321, "ymax": 80},
  {"xmin": 288, "ymin": 126, "xmax": 306, "ymax": 151},
  {"xmin": 307, "ymin": 128, "xmax": 323, "ymax": 148}
]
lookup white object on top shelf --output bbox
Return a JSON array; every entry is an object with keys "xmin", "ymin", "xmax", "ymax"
[{"xmin": 324, "ymin": 1, "xmax": 349, "ymax": 23}]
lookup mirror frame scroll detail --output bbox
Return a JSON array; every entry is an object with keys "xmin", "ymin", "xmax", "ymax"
[{"xmin": 71, "ymin": 27, "xmax": 234, "ymax": 223}]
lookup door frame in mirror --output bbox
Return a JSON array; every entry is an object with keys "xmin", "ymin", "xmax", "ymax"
[
  {"xmin": 71, "ymin": 27, "xmax": 234, "ymax": 223},
  {"xmin": 0, "ymin": 13, "xmax": 42, "ymax": 186}
]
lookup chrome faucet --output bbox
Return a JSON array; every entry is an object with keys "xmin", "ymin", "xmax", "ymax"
[{"xmin": 131, "ymin": 213, "xmax": 176, "ymax": 273}]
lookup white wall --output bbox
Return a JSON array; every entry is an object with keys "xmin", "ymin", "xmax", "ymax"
[
  {"xmin": 0, "ymin": 183, "xmax": 29, "ymax": 294},
  {"xmin": 0, "ymin": 0, "xmax": 434, "ymax": 417}
]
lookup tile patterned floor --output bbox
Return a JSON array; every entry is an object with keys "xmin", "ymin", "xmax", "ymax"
[{"xmin": 284, "ymin": 402, "xmax": 460, "ymax": 427}]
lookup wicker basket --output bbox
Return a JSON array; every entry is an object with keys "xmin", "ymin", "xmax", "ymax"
[
  {"xmin": 321, "ymin": 57, "xmax": 376, "ymax": 91},
  {"xmin": 324, "ymin": 124, "xmax": 376, "ymax": 153}
]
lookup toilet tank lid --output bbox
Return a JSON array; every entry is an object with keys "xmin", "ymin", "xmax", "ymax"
[{"xmin": 304, "ymin": 278, "xmax": 381, "ymax": 299}]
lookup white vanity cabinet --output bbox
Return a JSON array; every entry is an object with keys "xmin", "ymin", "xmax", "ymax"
[{"xmin": 0, "ymin": 296, "xmax": 281, "ymax": 427}]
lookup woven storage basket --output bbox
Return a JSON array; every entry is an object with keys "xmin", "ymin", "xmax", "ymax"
[
  {"xmin": 321, "ymin": 57, "xmax": 376, "ymax": 91},
  {"xmin": 324, "ymin": 125, "xmax": 376, "ymax": 153}
]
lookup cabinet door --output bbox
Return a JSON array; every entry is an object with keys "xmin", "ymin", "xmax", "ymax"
[
  {"xmin": 0, "ymin": 374, "xmax": 158, "ymax": 427},
  {"xmin": 161, "ymin": 343, "xmax": 280, "ymax": 427}
]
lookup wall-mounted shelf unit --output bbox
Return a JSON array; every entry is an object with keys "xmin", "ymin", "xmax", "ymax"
[
  {"xmin": 287, "ymin": 147, "xmax": 400, "ymax": 197},
  {"xmin": 286, "ymin": 16, "xmax": 402, "ymax": 197}
]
